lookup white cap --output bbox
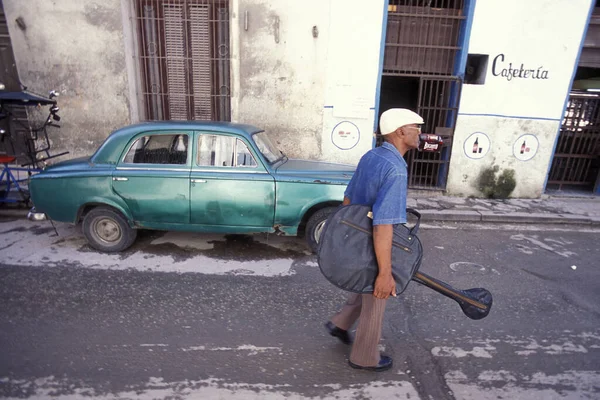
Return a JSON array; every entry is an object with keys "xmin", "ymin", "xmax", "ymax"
[{"xmin": 379, "ymin": 108, "xmax": 424, "ymax": 135}]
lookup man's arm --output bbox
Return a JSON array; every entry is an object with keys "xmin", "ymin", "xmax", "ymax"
[
  {"xmin": 373, "ymin": 224, "xmax": 396, "ymax": 299},
  {"xmin": 342, "ymin": 196, "xmax": 351, "ymax": 206},
  {"xmin": 371, "ymin": 171, "xmax": 407, "ymax": 300}
]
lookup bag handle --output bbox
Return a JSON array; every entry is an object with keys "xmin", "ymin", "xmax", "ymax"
[
  {"xmin": 406, "ymin": 208, "xmax": 421, "ymax": 236},
  {"xmin": 368, "ymin": 207, "xmax": 422, "ymax": 236}
]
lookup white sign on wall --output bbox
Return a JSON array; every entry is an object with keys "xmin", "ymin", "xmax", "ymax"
[
  {"xmin": 332, "ymin": 85, "xmax": 371, "ymax": 120},
  {"xmin": 331, "ymin": 121, "xmax": 360, "ymax": 150},
  {"xmin": 463, "ymin": 132, "xmax": 491, "ymax": 159},
  {"xmin": 513, "ymin": 134, "xmax": 539, "ymax": 161},
  {"xmin": 458, "ymin": 0, "xmax": 592, "ymax": 120}
]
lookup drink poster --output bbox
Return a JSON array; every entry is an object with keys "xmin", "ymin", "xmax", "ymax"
[
  {"xmin": 513, "ymin": 134, "xmax": 539, "ymax": 161},
  {"xmin": 463, "ymin": 132, "xmax": 491, "ymax": 160}
]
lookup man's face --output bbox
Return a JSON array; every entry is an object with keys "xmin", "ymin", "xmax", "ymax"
[{"xmin": 402, "ymin": 124, "xmax": 421, "ymax": 149}]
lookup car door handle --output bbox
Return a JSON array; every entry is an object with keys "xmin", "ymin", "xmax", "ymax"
[
  {"xmin": 191, "ymin": 179, "xmax": 207, "ymax": 183},
  {"xmin": 113, "ymin": 177, "xmax": 128, "ymax": 181}
]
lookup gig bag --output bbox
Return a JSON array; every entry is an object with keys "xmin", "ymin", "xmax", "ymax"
[{"xmin": 317, "ymin": 204, "xmax": 423, "ymax": 294}]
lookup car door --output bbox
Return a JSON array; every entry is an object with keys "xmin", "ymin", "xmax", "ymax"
[
  {"xmin": 190, "ymin": 131, "xmax": 275, "ymax": 228},
  {"xmin": 112, "ymin": 131, "xmax": 191, "ymax": 226}
]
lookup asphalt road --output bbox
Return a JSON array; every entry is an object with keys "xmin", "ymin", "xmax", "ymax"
[{"xmin": 0, "ymin": 218, "xmax": 599, "ymax": 399}]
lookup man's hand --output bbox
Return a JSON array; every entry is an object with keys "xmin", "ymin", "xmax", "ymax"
[
  {"xmin": 374, "ymin": 272, "xmax": 396, "ymax": 299},
  {"xmin": 372, "ymin": 224, "xmax": 395, "ymax": 299}
]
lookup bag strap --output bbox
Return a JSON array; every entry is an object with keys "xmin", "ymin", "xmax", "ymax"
[
  {"xmin": 406, "ymin": 208, "xmax": 421, "ymax": 235},
  {"xmin": 368, "ymin": 207, "xmax": 422, "ymax": 236}
]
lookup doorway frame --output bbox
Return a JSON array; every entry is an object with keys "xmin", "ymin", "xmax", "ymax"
[
  {"xmin": 372, "ymin": 0, "xmax": 477, "ymax": 190},
  {"xmin": 544, "ymin": 1, "xmax": 598, "ymax": 195}
]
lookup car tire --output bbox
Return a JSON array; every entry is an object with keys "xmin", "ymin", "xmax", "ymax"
[
  {"xmin": 305, "ymin": 206, "xmax": 336, "ymax": 253},
  {"xmin": 82, "ymin": 207, "xmax": 137, "ymax": 252}
]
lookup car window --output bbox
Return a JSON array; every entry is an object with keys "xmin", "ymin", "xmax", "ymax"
[
  {"xmin": 253, "ymin": 131, "xmax": 283, "ymax": 163},
  {"xmin": 123, "ymin": 134, "xmax": 188, "ymax": 165},
  {"xmin": 236, "ymin": 139, "xmax": 257, "ymax": 167},
  {"xmin": 197, "ymin": 135, "xmax": 257, "ymax": 167}
]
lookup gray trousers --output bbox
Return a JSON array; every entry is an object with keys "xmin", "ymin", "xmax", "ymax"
[{"xmin": 330, "ymin": 293, "xmax": 388, "ymax": 367}]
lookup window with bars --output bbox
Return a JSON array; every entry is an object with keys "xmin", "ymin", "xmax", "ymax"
[
  {"xmin": 547, "ymin": 92, "xmax": 600, "ymax": 191},
  {"xmin": 0, "ymin": 2, "xmax": 30, "ymax": 163},
  {"xmin": 385, "ymin": 0, "xmax": 465, "ymax": 76},
  {"xmin": 134, "ymin": 0, "xmax": 230, "ymax": 122}
]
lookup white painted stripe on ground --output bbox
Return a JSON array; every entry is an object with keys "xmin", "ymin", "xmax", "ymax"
[
  {"xmin": 445, "ymin": 370, "xmax": 600, "ymax": 400},
  {"xmin": 0, "ymin": 376, "xmax": 421, "ymax": 399},
  {"xmin": 0, "ymin": 221, "xmax": 297, "ymax": 277},
  {"xmin": 431, "ymin": 345, "xmax": 495, "ymax": 358},
  {"xmin": 180, "ymin": 345, "xmax": 281, "ymax": 355},
  {"xmin": 428, "ymin": 332, "xmax": 600, "ymax": 358}
]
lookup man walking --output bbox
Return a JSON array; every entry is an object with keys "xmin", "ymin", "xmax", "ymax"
[{"xmin": 324, "ymin": 108, "xmax": 424, "ymax": 372}]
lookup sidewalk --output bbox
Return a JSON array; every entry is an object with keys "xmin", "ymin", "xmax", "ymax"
[
  {"xmin": 407, "ymin": 193, "xmax": 600, "ymax": 226},
  {"xmin": 1, "ymin": 194, "xmax": 599, "ymax": 226}
]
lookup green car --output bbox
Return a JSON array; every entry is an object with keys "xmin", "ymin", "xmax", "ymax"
[{"xmin": 28, "ymin": 121, "xmax": 355, "ymax": 252}]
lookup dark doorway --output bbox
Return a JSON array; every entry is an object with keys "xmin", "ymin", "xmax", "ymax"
[
  {"xmin": 378, "ymin": 0, "xmax": 467, "ymax": 189},
  {"xmin": 547, "ymin": 4, "xmax": 600, "ymax": 195},
  {"xmin": 378, "ymin": 76, "xmax": 419, "ymax": 134}
]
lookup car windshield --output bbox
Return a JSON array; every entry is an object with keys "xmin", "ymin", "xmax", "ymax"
[{"xmin": 253, "ymin": 131, "xmax": 285, "ymax": 163}]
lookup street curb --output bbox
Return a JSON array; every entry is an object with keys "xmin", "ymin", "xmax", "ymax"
[
  {"xmin": 419, "ymin": 210, "xmax": 481, "ymax": 222},
  {"xmin": 479, "ymin": 211, "xmax": 591, "ymax": 224},
  {"xmin": 419, "ymin": 209, "xmax": 595, "ymax": 225},
  {"xmin": 0, "ymin": 209, "xmax": 29, "ymax": 218},
  {"xmin": 590, "ymin": 216, "xmax": 600, "ymax": 226}
]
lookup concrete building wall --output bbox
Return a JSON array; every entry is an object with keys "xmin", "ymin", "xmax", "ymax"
[
  {"xmin": 320, "ymin": 0, "xmax": 385, "ymax": 165},
  {"xmin": 231, "ymin": 0, "xmax": 384, "ymax": 163},
  {"xmin": 6, "ymin": 0, "xmax": 589, "ymax": 200},
  {"xmin": 3, "ymin": 0, "xmax": 131, "ymax": 160},
  {"xmin": 447, "ymin": 0, "xmax": 593, "ymax": 198},
  {"xmin": 231, "ymin": 0, "xmax": 329, "ymax": 160}
]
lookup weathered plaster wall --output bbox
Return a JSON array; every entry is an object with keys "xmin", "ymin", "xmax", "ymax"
[
  {"xmin": 320, "ymin": 0, "xmax": 384, "ymax": 164},
  {"xmin": 3, "ymin": 0, "xmax": 131, "ymax": 161},
  {"xmin": 447, "ymin": 0, "xmax": 593, "ymax": 198},
  {"xmin": 449, "ymin": 117, "xmax": 561, "ymax": 198},
  {"xmin": 232, "ymin": 0, "xmax": 384, "ymax": 163},
  {"xmin": 232, "ymin": 0, "xmax": 329, "ymax": 160}
]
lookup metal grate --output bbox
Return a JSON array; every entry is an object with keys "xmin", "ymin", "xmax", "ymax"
[
  {"xmin": 380, "ymin": 1, "xmax": 466, "ymax": 189},
  {"xmin": 189, "ymin": 5, "xmax": 213, "ymax": 120},
  {"xmin": 0, "ymin": 1, "xmax": 30, "ymax": 164},
  {"xmin": 547, "ymin": 91, "xmax": 600, "ymax": 191},
  {"xmin": 407, "ymin": 77, "xmax": 461, "ymax": 188},
  {"xmin": 384, "ymin": 0, "xmax": 465, "ymax": 76},
  {"xmin": 134, "ymin": 0, "xmax": 230, "ymax": 122}
]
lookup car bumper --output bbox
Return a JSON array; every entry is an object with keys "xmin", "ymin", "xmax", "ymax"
[{"xmin": 28, "ymin": 207, "xmax": 47, "ymax": 221}]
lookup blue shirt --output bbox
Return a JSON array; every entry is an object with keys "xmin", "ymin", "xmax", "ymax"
[{"xmin": 344, "ymin": 142, "xmax": 408, "ymax": 225}]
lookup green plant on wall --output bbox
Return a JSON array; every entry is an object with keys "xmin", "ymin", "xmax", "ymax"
[{"xmin": 476, "ymin": 166, "xmax": 516, "ymax": 198}]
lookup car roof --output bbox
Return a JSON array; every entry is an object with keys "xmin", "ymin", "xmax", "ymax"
[{"xmin": 91, "ymin": 121, "xmax": 263, "ymax": 164}]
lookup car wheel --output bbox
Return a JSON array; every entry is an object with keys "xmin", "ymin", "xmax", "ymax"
[
  {"xmin": 82, "ymin": 207, "xmax": 137, "ymax": 252},
  {"xmin": 305, "ymin": 207, "xmax": 336, "ymax": 253}
]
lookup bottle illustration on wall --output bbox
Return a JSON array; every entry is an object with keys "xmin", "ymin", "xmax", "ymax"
[
  {"xmin": 472, "ymin": 136, "xmax": 482, "ymax": 153},
  {"xmin": 513, "ymin": 134, "xmax": 537, "ymax": 161},
  {"xmin": 520, "ymin": 140, "xmax": 528, "ymax": 154},
  {"xmin": 464, "ymin": 132, "xmax": 490, "ymax": 159}
]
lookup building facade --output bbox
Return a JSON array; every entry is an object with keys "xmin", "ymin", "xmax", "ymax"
[{"xmin": 2, "ymin": 0, "xmax": 598, "ymax": 197}]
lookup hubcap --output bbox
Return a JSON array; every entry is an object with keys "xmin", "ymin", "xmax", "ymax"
[
  {"xmin": 93, "ymin": 217, "xmax": 122, "ymax": 244},
  {"xmin": 314, "ymin": 220, "xmax": 327, "ymax": 243}
]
